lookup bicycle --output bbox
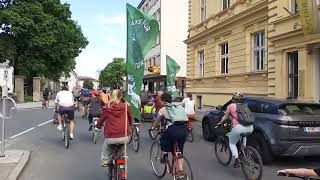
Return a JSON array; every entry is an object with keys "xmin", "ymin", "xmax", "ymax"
[
  {"xmin": 278, "ymin": 172, "xmax": 320, "ymax": 180},
  {"xmin": 107, "ymin": 144, "xmax": 127, "ymax": 180},
  {"xmin": 186, "ymin": 116, "xmax": 194, "ymax": 143},
  {"xmin": 150, "ymin": 141, "xmax": 193, "ymax": 180},
  {"xmin": 129, "ymin": 121, "xmax": 140, "ymax": 152},
  {"xmin": 61, "ymin": 113, "xmax": 71, "ymax": 149},
  {"xmin": 214, "ymin": 123, "xmax": 263, "ymax": 180},
  {"xmin": 92, "ymin": 116, "xmax": 100, "ymax": 144}
]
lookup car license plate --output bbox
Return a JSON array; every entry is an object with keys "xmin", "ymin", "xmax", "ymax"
[{"xmin": 304, "ymin": 127, "xmax": 320, "ymax": 133}]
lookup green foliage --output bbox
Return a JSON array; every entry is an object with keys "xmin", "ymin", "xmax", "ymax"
[
  {"xmin": 0, "ymin": 0, "xmax": 88, "ymax": 80},
  {"xmin": 99, "ymin": 58, "xmax": 126, "ymax": 89},
  {"xmin": 24, "ymin": 96, "xmax": 33, "ymax": 102},
  {"xmin": 83, "ymin": 80, "xmax": 94, "ymax": 89}
]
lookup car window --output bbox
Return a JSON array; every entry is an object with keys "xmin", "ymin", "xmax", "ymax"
[
  {"xmin": 243, "ymin": 100, "xmax": 260, "ymax": 113},
  {"xmin": 280, "ymin": 104, "xmax": 320, "ymax": 115},
  {"xmin": 260, "ymin": 103, "xmax": 277, "ymax": 114}
]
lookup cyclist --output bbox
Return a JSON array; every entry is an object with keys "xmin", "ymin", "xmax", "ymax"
[
  {"xmin": 151, "ymin": 93, "xmax": 188, "ymax": 176},
  {"xmin": 95, "ymin": 89, "xmax": 133, "ymax": 167},
  {"xmin": 278, "ymin": 168, "xmax": 320, "ymax": 177},
  {"xmin": 42, "ymin": 88, "xmax": 50, "ymax": 108},
  {"xmin": 182, "ymin": 92, "xmax": 195, "ymax": 128},
  {"xmin": 87, "ymin": 90, "xmax": 102, "ymax": 131},
  {"xmin": 217, "ymin": 93, "xmax": 254, "ymax": 168},
  {"xmin": 72, "ymin": 87, "xmax": 81, "ymax": 110},
  {"xmin": 81, "ymin": 87, "xmax": 91, "ymax": 118},
  {"xmin": 101, "ymin": 88, "xmax": 110, "ymax": 107},
  {"xmin": 55, "ymin": 86, "xmax": 76, "ymax": 139}
]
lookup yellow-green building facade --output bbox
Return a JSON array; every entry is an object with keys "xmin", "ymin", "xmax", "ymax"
[{"xmin": 186, "ymin": 0, "xmax": 320, "ymax": 107}]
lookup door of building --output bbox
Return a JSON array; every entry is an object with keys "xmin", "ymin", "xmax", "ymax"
[
  {"xmin": 288, "ymin": 51, "xmax": 299, "ymax": 99},
  {"xmin": 315, "ymin": 48, "xmax": 320, "ymax": 102}
]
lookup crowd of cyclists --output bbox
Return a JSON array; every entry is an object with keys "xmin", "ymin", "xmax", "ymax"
[{"xmin": 51, "ymin": 85, "xmax": 319, "ymax": 180}]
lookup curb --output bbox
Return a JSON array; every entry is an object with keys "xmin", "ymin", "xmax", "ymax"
[{"xmin": 7, "ymin": 151, "xmax": 30, "ymax": 180}]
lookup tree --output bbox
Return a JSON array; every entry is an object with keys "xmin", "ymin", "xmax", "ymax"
[
  {"xmin": 0, "ymin": 0, "xmax": 88, "ymax": 80},
  {"xmin": 83, "ymin": 80, "xmax": 94, "ymax": 89},
  {"xmin": 99, "ymin": 58, "xmax": 126, "ymax": 89}
]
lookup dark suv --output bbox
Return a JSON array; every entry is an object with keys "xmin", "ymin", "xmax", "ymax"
[{"xmin": 202, "ymin": 96, "xmax": 320, "ymax": 164}]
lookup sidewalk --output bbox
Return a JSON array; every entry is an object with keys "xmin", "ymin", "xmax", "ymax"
[
  {"xmin": 0, "ymin": 150, "xmax": 30, "ymax": 180},
  {"xmin": 16, "ymin": 100, "xmax": 54, "ymax": 109}
]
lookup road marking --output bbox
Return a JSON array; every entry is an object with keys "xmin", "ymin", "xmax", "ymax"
[
  {"xmin": 10, "ymin": 127, "xmax": 35, "ymax": 139},
  {"xmin": 37, "ymin": 119, "xmax": 54, "ymax": 127}
]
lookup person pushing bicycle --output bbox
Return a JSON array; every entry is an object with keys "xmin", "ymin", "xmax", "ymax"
[
  {"xmin": 217, "ymin": 93, "xmax": 254, "ymax": 168},
  {"xmin": 151, "ymin": 92, "xmax": 188, "ymax": 177}
]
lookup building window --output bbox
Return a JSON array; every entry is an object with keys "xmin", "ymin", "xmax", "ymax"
[
  {"xmin": 199, "ymin": 50, "xmax": 205, "ymax": 77},
  {"xmin": 197, "ymin": 96, "xmax": 202, "ymax": 109},
  {"xmin": 288, "ymin": 52, "xmax": 299, "ymax": 99},
  {"xmin": 253, "ymin": 32, "xmax": 265, "ymax": 71},
  {"xmin": 200, "ymin": 0, "xmax": 206, "ymax": 22},
  {"xmin": 290, "ymin": 0, "xmax": 298, "ymax": 14},
  {"xmin": 223, "ymin": 0, "xmax": 230, "ymax": 10},
  {"xmin": 221, "ymin": 43, "xmax": 229, "ymax": 74}
]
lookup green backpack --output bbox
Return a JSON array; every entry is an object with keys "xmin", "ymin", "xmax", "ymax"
[{"xmin": 165, "ymin": 102, "xmax": 188, "ymax": 122}]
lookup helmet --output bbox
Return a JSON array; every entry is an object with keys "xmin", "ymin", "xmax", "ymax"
[{"xmin": 232, "ymin": 92, "xmax": 243, "ymax": 101}]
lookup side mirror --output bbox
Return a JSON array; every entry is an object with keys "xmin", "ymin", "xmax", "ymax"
[{"xmin": 216, "ymin": 105, "xmax": 223, "ymax": 111}]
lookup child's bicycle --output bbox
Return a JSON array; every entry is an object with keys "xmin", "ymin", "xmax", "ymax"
[{"xmin": 214, "ymin": 123, "xmax": 263, "ymax": 180}]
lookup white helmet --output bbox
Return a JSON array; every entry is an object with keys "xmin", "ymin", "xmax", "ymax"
[{"xmin": 232, "ymin": 92, "xmax": 243, "ymax": 101}]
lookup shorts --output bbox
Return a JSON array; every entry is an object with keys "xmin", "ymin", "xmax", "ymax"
[
  {"xmin": 58, "ymin": 106, "xmax": 75, "ymax": 120},
  {"xmin": 82, "ymin": 97, "xmax": 90, "ymax": 106},
  {"xmin": 43, "ymin": 96, "xmax": 48, "ymax": 101},
  {"xmin": 160, "ymin": 123, "xmax": 188, "ymax": 154}
]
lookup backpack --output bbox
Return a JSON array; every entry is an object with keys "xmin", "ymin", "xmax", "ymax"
[
  {"xmin": 235, "ymin": 103, "xmax": 255, "ymax": 126},
  {"xmin": 82, "ymin": 88, "xmax": 90, "ymax": 97},
  {"xmin": 165, "ymin": 102, "xmax": 188, "ymax": 123}
]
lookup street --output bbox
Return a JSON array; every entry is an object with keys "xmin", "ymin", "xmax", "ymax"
[{"xmin": 2, "ymin": 108, "xmax": 320, "ymax": 180}]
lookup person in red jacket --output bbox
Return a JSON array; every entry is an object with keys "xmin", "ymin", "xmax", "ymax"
[{"xmin": 95, "ymin": 89, "xmax": 133, "ymax": 166}]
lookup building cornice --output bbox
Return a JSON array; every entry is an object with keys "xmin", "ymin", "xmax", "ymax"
[{"xmin": 185, "ymin": 0, "xmax": 268, "ymax": 44}]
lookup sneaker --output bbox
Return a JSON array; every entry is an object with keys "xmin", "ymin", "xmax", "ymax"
[
  {"xmin": 101, "ymin": 159, "xmax": 109, "ymax": 167},
  {"xmin": 233, "ymin": 158, "xmax": 240, "ymax": 168},
  {"xmin": 160, "ymin": 153, "xmax": 168, "ymax": 164},
  {"xmin": 57, "ymin": 124, "xmax": 62, "ymax": 131},
  {"xmin": 70, "ymin": 133, "xmax": 74, "ymax": 140},
  {"xmin": 88, "ymin": 125, "xmax": 93, "ymax": 131}
]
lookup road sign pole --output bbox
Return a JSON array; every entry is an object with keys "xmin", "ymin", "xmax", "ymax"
[{"xmin": 0, "ymin": 62, "xmax": 9, "ymax": 157}]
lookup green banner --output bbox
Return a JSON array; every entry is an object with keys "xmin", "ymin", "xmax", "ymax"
[
  {"xmin": 166, "ymin": 55, "xmax": 181, "ymax": 97},
  {"xmin": 126, "ymin": 4, "xmax": 159, "ymax": 120}
]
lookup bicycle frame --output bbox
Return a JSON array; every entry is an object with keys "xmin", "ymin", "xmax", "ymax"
[
  {"xmin": 109, "ymin": 145, "xmax": 126, "ymax": 180},
  {"xmin": 165, "ymin": 144, "xmax": 182, "ymax": 176}
]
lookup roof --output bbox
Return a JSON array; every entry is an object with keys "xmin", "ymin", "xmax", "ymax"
[
  {"xmin": 78, "ymin": 76, "xmax": 99, "ymax": 82},
  {"xmin": 244, "ymin": 96, "xmax": 319, "ymax": 106},
  {"xmin": 137, "ymin": 0, "xmax": 146, "ymax": 8}
]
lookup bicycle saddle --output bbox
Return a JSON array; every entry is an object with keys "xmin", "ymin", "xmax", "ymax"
[{"xmin": 240, "ymin": 132, "xmax": 251, "ymax": 137}]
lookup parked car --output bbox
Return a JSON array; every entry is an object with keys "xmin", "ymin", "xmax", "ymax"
[{"xmin": 202, "ymin": 96, "xmax": 320, "ymax": 164}]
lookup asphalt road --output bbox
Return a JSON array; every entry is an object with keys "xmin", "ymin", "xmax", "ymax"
[{"xmin": 2, "ymin": 108, "xmax": 320, "ymax": 180}]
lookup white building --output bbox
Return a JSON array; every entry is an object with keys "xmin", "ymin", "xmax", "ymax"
[
  {"xmin": 60, "ymin": 71, "xmax": 78, "ymax": 92},
  {"xmin": 77, "ymin": 76, "xmax": 99, "ymax": 89},
  {"xmin": 0, "ymin": 62, "xmax": 14, "ymax": 93},
  {"xmin": 138, "ymin": 0, "xmax": 188, "ymax": 94}
]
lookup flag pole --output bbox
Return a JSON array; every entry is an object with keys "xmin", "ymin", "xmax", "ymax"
[{"xmin": 124, "ymin": 3, "xmax": 129, "ymax": 179}]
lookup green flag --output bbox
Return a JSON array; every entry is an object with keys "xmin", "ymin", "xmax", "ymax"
[
  {"xmin": 126, "ymin": 4, "xmax": 159, "ymax": 120},
  {"xmin": 166, "ymin": 55, "xmax": 181, "ymax": 97}
]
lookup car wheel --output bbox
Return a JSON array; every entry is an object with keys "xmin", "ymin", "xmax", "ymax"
[
  {"xmin": 202, "ymin": 119, "xmax": 215, "ymax": 141},
  {"xmin": 248, "ymin": 133, "xmax": 274, "ymax": 164}
]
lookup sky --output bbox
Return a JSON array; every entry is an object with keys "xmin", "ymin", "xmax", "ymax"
[{"xmin": 61, "ymin": 0, "xmax": 141, "ymax": 79}]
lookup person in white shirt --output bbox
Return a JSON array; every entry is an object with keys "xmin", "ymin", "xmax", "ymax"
[
  {"xmin": 54, "ymin": 86, "xmax": 75, "ymax": 139},
  {"xmin": 182, "ymin": 93, "xmax": 195, "ymax": 118}
]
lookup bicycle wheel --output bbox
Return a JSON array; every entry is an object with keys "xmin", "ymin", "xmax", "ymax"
[
  {"xmin": 239, "ymin": 146, "xmax": 263, "ymax": 180},
  {"xmin": 187, "ymin": 130, "xmax": 194, "ymax": 143},
  {"xmin": 93, "ymin": 128, "xmax": 97, "ymax": 144},
  {"xmin": 65, "ymin": 124, "xmax": 70, "ymax": 149},
  {"xmin": 150, "ymin": 141, "xmax": 166, "ymax": 178},
  {"xmin": 214, "ymin": 136, "xmax": 232, "ymax": 166},
  {"xmin": 132, "ymin": 128, "xmax": 140, "ymax": 152},
  {"xmin": 174, "ymin": 155, "xmax": 194, "ymax": 180},
  {"xmin": 149, "ymin": 124, "xmax": 159, "ymax": 140}
]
